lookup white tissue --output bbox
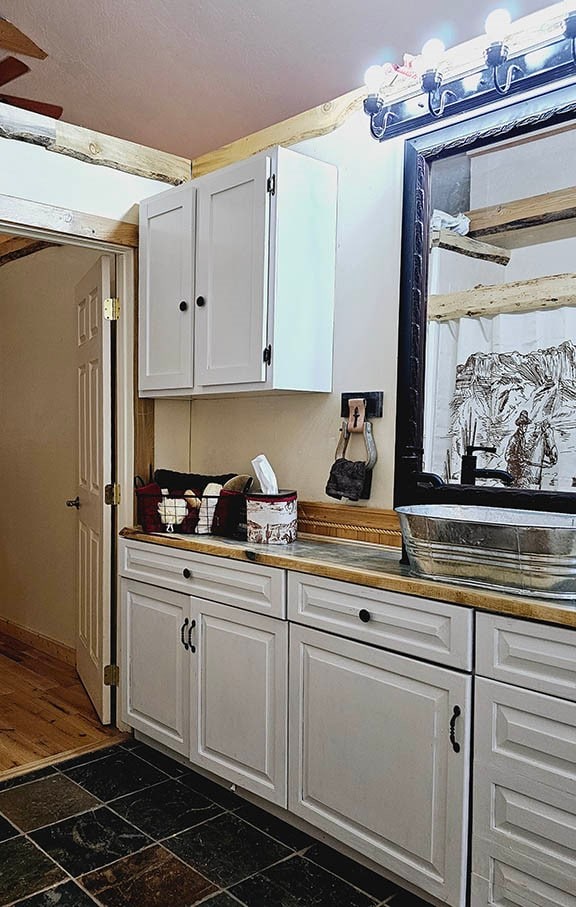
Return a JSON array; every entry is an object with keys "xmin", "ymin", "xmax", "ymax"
[
  {"xmin": 252, "ymin": 454, "xmax": 279, "ymax": 495},
  {"xmin": 430, "ymin": 209, "xmax": 470, "ymax": 236}
]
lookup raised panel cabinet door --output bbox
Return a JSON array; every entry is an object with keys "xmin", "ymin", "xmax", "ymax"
[
  {"xmin": 121, "ymin": 580, "xmax": 191, "ymax": 755},
  {"xmin": 139, "ymin": 184, "xmax": 195, "ymax": 392},
  {"xmin": 289, "ymin": 625, "xmax": 471, "ymax": 907},
  {"xmin": 190, "ymin": 598, "xmax": 288, "ymax": 806},
  {"xmin": 194, "ymin": 155, "xmax": 271, "ymax": 386}
]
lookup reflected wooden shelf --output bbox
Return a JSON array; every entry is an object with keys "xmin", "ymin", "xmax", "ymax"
[
  {"xmin": 467, "ymin": 186, "xmax": 576, "ymax": 249},
  {"xmin": 428, "ymin": 272, "xmax": 576, "ymax": 322},
  {"xmin": 431, "ymin": 228, "xmax": 511, "ymax": 265}
]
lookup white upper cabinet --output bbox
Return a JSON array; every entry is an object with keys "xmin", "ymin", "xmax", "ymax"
[
  {"xmin": 139, "ymin": 183, "xmax": 196, "ymax": 392},
  {"xmin": 195, "ymin": 155, "xmax": 271, "ymax": 387},
  {"xmin": 138, "ymin": 146, "xmax": 337, "ymax": 397}
]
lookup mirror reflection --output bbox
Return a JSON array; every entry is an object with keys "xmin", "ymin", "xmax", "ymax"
[{"xmin": 423, "ymin": 125, "xmax": 576, "ymax": 493}]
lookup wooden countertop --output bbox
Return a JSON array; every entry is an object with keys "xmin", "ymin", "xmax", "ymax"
[{"xmin": 120, "ymin": 528, "xmax": 576, "ymax": 629}]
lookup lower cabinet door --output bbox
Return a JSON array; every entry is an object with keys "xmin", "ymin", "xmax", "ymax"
[
  {"xmin": 190, "ymin": 598, "xmax": 288, "ymax": 806},
  {"xmin": 121, "ymin": 579, "xmax": 191, "ymax": 755},
  {"xmin": 289, "ymin": 624, "xmax": 471, "ymax": 907}
]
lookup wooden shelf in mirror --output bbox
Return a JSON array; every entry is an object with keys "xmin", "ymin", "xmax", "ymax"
[
  {"xmin": 431, "ymin": 229, "xmax": 510, "ymax": 265},
  {"xmin": 428, "ymin": 272, "xmax": 576, "ymax": 322},
  {"xmin": 467, "ymin": 185, "xmax": 576, "ymax": 248}
]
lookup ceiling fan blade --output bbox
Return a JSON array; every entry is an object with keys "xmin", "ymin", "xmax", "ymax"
[
  {"xmin": 0, "ymin": 56, "xmax": 30, "ymax": 88},
  {"xmin": 0, "ymin": 18, "xmax": 47, "ymax": 59},
  {"xmin": 0, "ymin": 94, "xmax": 63, "ymax": 119}
]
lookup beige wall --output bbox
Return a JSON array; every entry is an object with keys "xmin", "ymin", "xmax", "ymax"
[
  {"xmin": 0, "ymin": 244, "xmax": 101, "ymax": 647},
  {"xmin": 155, "ymin": 112, "xmax": 405, "ymax": 508}
]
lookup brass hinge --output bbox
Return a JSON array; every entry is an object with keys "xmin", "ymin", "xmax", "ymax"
[
  {"xmin": 104, "ymin": 483, "xmax": 121, "ymax": 506},
  {"xmin": 267, "ymin": 174, "xmax": 276, "ymax": 195},
  {"xmin": 104, "ymin": 664, "xmax": 120, "ymax": 686},
  {"xmin": 103, "ymin": 297, "xmax": 120, "ymax": 321}
]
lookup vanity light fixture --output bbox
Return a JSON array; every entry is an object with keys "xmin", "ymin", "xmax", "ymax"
[{"xmin": 363, "ymin": 3, "xmax": 576, "ymax": 140}]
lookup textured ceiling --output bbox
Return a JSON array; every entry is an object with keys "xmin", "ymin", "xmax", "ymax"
[{"xmin": 0, "ymin": 0, "xmax": 547, "ymax": 159}]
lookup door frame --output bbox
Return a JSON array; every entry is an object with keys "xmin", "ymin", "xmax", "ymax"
[{"xmin": 0, "ymin": 200, "xmax": 136, "ymax": 728}]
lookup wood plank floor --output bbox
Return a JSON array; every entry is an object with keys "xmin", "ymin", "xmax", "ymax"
[{"xmin": 0, "ymin": 629, "xmax": 125, "ymax": 778}]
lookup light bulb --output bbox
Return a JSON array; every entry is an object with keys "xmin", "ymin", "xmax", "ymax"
[
  {"xmin": 364, "ymin": 64, "xmax": 385, "ymax": 93},
  {"xmin": 420, "ymin": 38, "xmax": 445, "ymax": 69},
  {"xmin": 485, "ymin": 8, "xmax": 512, "ymax": 42}
]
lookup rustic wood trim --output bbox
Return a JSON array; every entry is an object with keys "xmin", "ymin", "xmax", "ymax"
[
  {"xmin": 0, "ymin": 194, "xmax": 138, "ymax": 247},
  {"xmin": 0, "ymin": 237, "xmax": 57, "ymax": 266},
  {"xmin": 0, "ymin": 618, "xmax": 76, "ymax": 666},
  {"xmin": 428, "ymin": 272, "xmax": 576, "ymax": 322},
  {"xmin": 192, "ymin": 87, "xmax": 366, "ymax": 178},
  {"xmin": 0, "ymin": 103, "xmax": 191, "ymax": 185},
  {"xmin": 468, "ymin": 186, "xmax": 576, "ymax": 239},
  {"xmin": 297, "ymin": 501, "xmax": 402, "ymax": 548},
  {"xmin": 0, "ymin": 736, "xmax": 129, "ymax": 783},
  {"xmin": 0, "ymin": 18, "xmax": 47, "ymax": 59},
  {"xmin": 431, "ymin": 229, "xmax": 510, "ymax": 266}
]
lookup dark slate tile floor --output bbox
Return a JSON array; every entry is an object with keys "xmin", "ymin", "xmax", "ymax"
[{"xmin": 0, "ymin": 741, "xmax": 431, "ymax": 906}]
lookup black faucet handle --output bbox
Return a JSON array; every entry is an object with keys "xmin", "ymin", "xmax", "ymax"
[{"xmin": 465, "ymin": 445, "xmax": 496, "ymax": 456}]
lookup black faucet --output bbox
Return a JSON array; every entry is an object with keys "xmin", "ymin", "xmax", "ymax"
[
  {"xmin": 402, "ymin": 450, "xmax": 445, "ymax": 488},
  {"xmin": 460, "ymin": 446, "xmax": 514, "ymax": 486}
]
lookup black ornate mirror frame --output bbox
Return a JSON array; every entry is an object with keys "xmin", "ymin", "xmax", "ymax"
[{"xmin": 395, "ymin": 81, "xmax": 576, "ymax": 514}]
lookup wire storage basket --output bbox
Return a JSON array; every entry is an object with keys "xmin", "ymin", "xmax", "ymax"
[{"xmin": 135, "ymin": 482, "xmax": 247, "ymax": 539}]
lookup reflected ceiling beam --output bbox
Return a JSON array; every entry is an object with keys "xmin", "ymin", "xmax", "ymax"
[
  {"xmin": 428, "ymin": 272, "xmax": 576, "ymax": 322},
  {"xmin": 431, "ymin": 228, "xmax": 511, "ymax": 266},
  {"xmin": 467, "ymin": 186, "xmax": 576, "ymax": 242},
  {"xmin": 0, "ymin": 234, "xmax": 58, "ymax": 267}
]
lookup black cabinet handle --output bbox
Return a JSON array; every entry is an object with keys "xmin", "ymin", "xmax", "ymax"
[
  {"xmin": 187, "ymin": 619, "xmax": 196, "ymax": 654},
  {"xmin": 180, "ymin": 618, "xmax": 189, "ymax": 651},
  {"xmin": 449, "ymin": 705, "xmax": 462, "ymax": 753},
  {"xmin": 183, "ymin": 568, "xmax": 192, "ymax": 579},
  {"xmin": 358, "ymin": 609, "xmax": 371, "ymax": 623},
  {"xmin": 196, "ymin": 296, "xmax": 206, "ymax": 307},
  {"xmin": 179, "ymin": 300, "xmax": 188, "ymax": 311}
]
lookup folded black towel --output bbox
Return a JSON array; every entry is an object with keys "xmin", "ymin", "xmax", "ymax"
[{"xmin": 325, "ymin": 458, "xmax": 367, "ymax": 501}]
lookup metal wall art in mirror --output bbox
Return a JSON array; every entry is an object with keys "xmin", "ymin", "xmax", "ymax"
[{"xmin": 396, "ymin": 81, "xmax": 576, "ymax": 513}]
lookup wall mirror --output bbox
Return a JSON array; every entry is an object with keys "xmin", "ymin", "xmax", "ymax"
[{"xmin": 395, "ymin": 81, "xmax": 576, "ymax": 513}]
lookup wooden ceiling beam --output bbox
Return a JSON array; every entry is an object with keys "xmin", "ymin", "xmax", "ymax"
[
  {"xmin": 0, "ymin": 195, "xmax": 138, "ymax": 247},
  {"xmin": 0, "ymin": 237, "xmax": 57, "ymax": 267}
]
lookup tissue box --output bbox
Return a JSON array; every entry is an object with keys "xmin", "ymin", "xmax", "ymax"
[{"xmin": 245, "ymin": 491, "xmax": 297, "ymax": 544}]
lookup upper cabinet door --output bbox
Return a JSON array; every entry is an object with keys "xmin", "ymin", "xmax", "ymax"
[
  {"xmin": 139, "ymin": 184, "xmax": 195, "ymax": 391},
  {"xmin": 195, "ymin": 156, "xmax": 271, "ymax": 387}
]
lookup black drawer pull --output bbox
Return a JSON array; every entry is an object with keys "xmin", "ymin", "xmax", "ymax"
[
  {"xmin": 187, "ymin": 619, "xmax": 196, "ymax": 653},
  {"xmin": 358, "ymin": 609, "xmax": 371, "ymax": 623},
  {"xmin": 180, "ymin": 618, "xmax": 189, "ymax": 651},
  {"xmin": 196, "ymin": 296, "xmax": 206, "ymax": 307},
  {"xmin": 183, "ymin": 568, "xmax": 192, "ymax": 579},
  {"xmin": 449, "ymin": 705, "xmax": 462, "ymax": 753},
  {"xmin": 179, "ymin": 300, "xmax": 188, "ymax": 311}
]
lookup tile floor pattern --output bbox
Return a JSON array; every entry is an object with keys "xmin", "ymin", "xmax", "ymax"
[{"xmin": 0, "ymin": 740, "xmax": 430, "ymax": 907}]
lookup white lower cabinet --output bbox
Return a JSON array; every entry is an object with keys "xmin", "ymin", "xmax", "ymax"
[
  {"xmin": 121, "ymin": 578, "xmax": 288, "ymax": 806},
  {"xmin": 288, "ymin": 624, "xmax": 472, "ymax": 907},
  {"xmin": 471, "ymin": 677, "xmax": 576, "ymax": 907},
  {"xmin": 121, "ymin": 579, "xmax": 190, "ymax": 755},
  {"xmin": 189, "ymin": 597, "xmax": 288, "ymax": 806}
]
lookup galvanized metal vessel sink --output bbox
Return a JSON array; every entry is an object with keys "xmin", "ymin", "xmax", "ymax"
[{"xmin": 396, "ymin": 505, "xmax": 576, "ymax": 599}]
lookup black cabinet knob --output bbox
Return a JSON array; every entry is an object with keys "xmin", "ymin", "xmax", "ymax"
[
  {"xmin": 358, "ymin": 609, "xmax": 371, "ymax": 623},
  {"xmin": 183, "ymin": 568, "xmax": 192, "ymax": 579},
  {"xmin": 196, "ymin": 296, "xmax": 206, "ymax": 307},
  {"xmin": 179, "ymin": 300, "xmax": 188, "ymax": 311}
]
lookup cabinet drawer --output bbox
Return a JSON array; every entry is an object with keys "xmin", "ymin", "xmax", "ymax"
[
  {"xmin": 120, "ymin": 540, "xmax": 285, "ymax": 617},
  {"xmin": 476, "ymin": 613, "xmax": 576, "ymax": 701},
  {"xmin": 473, "ymin": 678, "xmax": 576, "ymax": 890},
  {"xmin": 288, "ymin": 572, "xmax": 472, "ymax": 669}
]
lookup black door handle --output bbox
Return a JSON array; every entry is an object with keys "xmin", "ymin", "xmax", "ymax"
[
  {"xmin": 187, "ymin": 619, "xmax": 196, "ymax": 653},
  {"xmin": 449, "ymin": 705, "xmax": 462, "ymax": 753},
  {"xmin": 66, "ymin": 496, "xmax": 80, "ymax": 509},
  {"xmin": 180, "ymin": 618, "xmax": 189, "ymax": 650}
]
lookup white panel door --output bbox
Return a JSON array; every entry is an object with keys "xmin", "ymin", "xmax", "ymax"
[
  {"xmin": 190, "ymin": 598, "xmax": 288, "ymax": 806},
  {"xmin": 195, "ymin": 156, "xmax": 271, "ymax": 386},
  {"xmin": 75, "ymin": 256, "xmax": 113, "ymax": 723},
  {"xmin": 139, "ymin": 184, "xmax": 195, "ymax": 391},
  {"xmin": 121, "ymin": 580, "xmax": 190, "ymax": 754},
  {"xmin": 289, "ymin": 624, "xmax": 471, "ymax": 907}
]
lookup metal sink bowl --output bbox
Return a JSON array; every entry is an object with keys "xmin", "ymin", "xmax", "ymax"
[{"xmin": 396, "ymin": 505, "xmax": 576, "ymax": 599}]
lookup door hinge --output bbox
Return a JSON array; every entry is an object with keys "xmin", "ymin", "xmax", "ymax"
[
  {"xmin": 104, "ymin": 483, "xmax": 121, "ymax": 506},
  {"xmin": 263, "ymin": 344, "xmax": 272, "ymax": 365},
  {"xmin": 104, "ymin": 664, "xmax": 120, "ymax": 686},
  {"xmin": 267, "ymin": 174, "xmax": 276, "ymax": 195},
  {"xmin": 103, "ymin": 297, "xmax": 120, "ymax": 321}
]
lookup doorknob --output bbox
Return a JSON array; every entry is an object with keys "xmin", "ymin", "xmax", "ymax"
[{"xmin": 66, "ymin": 496, "xmax": 80, "ymax": 509}]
